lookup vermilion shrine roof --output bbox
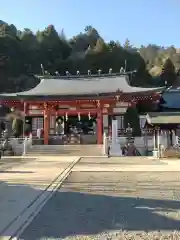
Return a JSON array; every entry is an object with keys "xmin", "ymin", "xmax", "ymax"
[{"xmin": 0, "ymin": 73, "xmax": 165, "ymax": 99}]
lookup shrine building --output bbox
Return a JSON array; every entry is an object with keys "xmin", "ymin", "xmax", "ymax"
[{"xmin": 0, "ymin": 72, "xmax": 164, "ymax": 145}]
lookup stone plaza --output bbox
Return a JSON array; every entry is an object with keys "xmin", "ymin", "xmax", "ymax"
[{"xmin": 0, "ymin": 156, "xmax": 180, "ymax": 239}]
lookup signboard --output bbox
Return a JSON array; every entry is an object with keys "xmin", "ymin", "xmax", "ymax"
[
  {"xmin": 113, "ymin": 107, "xmax": 127, "ymax": 113},
  {"xmin": 116, "ymin": 102, "xmax": 129, "ymax": 107},
  {"xmin": 29, "ymin": 105, "xmax": 38, "ymax": 109},
  {"xmin": 28, "ymin": 110, "xmax": 43, "ymax": 115}
]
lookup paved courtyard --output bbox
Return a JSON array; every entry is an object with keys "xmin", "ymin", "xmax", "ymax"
[
  {"xmin": 0, "ymin": 156, "xmax": 79, "ymax": 239},
  {"xmin": 19, "ymin": 158, "xmax": 180, "ymax": 240}
]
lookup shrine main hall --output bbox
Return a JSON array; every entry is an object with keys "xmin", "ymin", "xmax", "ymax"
[{"xmin": 0, "ymin": 72, "xmax": 164, "ymax": 145}]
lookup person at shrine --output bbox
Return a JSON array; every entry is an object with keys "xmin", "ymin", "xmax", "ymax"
[
  {"xmin": 127, "ymin": 142, "xmax": 136, "ymax": 156},
  {"xmin": 122, "ymin": 144, "xmax": 128, "ymax": 156}
]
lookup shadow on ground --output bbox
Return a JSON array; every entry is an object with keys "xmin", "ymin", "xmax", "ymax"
[
  {"xmin": 19, "ymin": 191, "xmax": 180, "ymax": 239},
  {"xmin": 1, "ymin": 168, "xmax": 180, "ymax": 239},
  {"xmin": 0, "ymin": 182, "xmax": 178, "ymax": 239}
]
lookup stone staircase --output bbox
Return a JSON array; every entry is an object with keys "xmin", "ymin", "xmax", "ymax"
[{"xmin": 25, "ymin": 144, "xmax": 103, "ymax": 156}]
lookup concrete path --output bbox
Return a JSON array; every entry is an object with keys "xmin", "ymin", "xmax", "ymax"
[{"xmin": 0, "ymin": 156, "xmax": 80, "ymax": 239}]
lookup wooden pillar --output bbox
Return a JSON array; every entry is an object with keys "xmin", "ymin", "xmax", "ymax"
[
  {"xmin": 44, "ymin": 103, "xmax": 50, "ymax": 145},
  {"xmin": 97, "ymin": 101, "xmax": 103, "ymax": 144},
  {"xmin": 23, "ymin": 102, "xmax": 29, "ymax": 137},
  {"xmin": 23, "ymin": 102, "xmax": 28, "ymax": 115}
]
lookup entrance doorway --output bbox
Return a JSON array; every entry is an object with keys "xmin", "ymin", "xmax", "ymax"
[{"xmin": 55, "ymin": 114, "xmax": 97, "ymax": 144}]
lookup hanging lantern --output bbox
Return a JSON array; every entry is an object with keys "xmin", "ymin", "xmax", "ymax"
[
  {"xmin": 65, "ymin": 112, "xmax": 68, "ymax": 121},
  {"xmin": 88, "ymin": 112, "xmax": 91, "ymax": 120},
  {"xmin": 78, "ymin": 112, "xmax": 81, "ymax": 121}
]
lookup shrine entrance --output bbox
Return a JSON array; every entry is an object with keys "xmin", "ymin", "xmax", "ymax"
[
  {"xmin": 52, "ymin": 111, "xmax": 98, "ymax": 145},
  {"xmin": 43, "ymin": 108, "xmax": 103, "ymax": 145}
]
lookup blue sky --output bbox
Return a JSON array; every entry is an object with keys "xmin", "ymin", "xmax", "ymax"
[{"xmin": 0, "ymin": 0, "xmax": 179, "ymax": 47}]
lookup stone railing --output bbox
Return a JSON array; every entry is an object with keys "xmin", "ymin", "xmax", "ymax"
[{"xmin": 5, "ymin": 135, "xmax": 33, "ymax": 156}]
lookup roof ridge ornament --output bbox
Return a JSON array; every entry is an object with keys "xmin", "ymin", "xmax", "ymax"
[
  {"xmin": 120, "ymin": 67, "xmax": 124, "ymax": 73},
  {"xmin": 39, "ymin": 69, "xmax": 140, "ymax": 79},
  {"xmin": 66, "ymin": 71, "xmax": 70, "ymax": 77},
  {"xmin": 98, "ymin": 69, "xmax": 102, "ymax": 76},
  {"xmin": 40, "ymin": 64, "xmax": 45, "ymax": 76},
  {"xmin": 55, "ymin": 71, "xmax": 60, "ymax": 76},
  {"xmin": 45, "ymin": 70, "xmax": 50, "ymax": 76}
]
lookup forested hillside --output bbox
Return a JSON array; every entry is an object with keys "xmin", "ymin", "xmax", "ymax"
[{"xmin": 0, "ymin": 23, "xmax": 179, "ymax": 92}]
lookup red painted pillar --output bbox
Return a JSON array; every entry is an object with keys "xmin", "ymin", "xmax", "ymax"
[
  {"xmin": 97, "ymin": 109, "xmax": 103, "ymax": 144},
  {"xmin": 44, "ymin": 103, "xmax": 50, "ymax": 145},
  {"xmin": 23, "ymin": 102, "xmax": 29, "ymax": 137},
  {"xmin": 23, "ymin": 101, "xmax": 28, "ymax": 115}
]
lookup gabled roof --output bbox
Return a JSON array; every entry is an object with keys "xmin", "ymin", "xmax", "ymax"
[
  {"xmin": 146, "ymin": 112, "xmax": 180, "ymax": 125},
  {"xmin": 0, "ymin": 73, "xmax": 165, "ymax": 98}
]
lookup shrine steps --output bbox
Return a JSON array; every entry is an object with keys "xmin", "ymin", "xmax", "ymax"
[{"xmin": 25, "ymin": 144, "xmax": 103, "ymax": 156}]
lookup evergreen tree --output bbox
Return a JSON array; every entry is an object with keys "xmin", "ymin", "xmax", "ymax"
[
  {"xmin": 124, "ymin": 106, "xmax": 141, "ymax": 137},
  {"xmin": 0, "ymin": 21, "xmax": 179, "ymax": 92}
]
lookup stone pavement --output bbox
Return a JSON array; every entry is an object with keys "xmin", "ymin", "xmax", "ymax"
[
  {"xmin": 73, "ymin": 157, "xmax": 180, "ymax": 172},
  {"xmin": 20, "ymin": 168, "xmax": 180, "ymax": 240},
  {"xmin": 1, "ymin": 156, "xmax": 180, "ymax": 239},
  {"xmin": 0, "ymin": 156, "xmax": 80, "ymax": 239}
]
